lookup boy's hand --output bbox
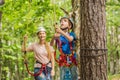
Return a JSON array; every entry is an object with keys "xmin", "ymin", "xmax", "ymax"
[
  {"xmin": 54, "ymin": 23, "xmax": 63, "ymax": 34},
  {"xmin": 55, "ymin": 27, "xmax": 63, "ymax": 34},
  {"xmin": 54, "ymin": 23, "xmax": 59, "ymax": 28},
  {"xmin": 54, "ymin": 33, "xmax": 60, "ymax": 38}
]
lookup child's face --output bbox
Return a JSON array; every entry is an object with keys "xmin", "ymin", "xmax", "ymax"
[
  {"xmin": 60, "ymin": 18, "xmax": 70, "ymax": 29},
  {"xmin": 37, "ymin": 31, "xmax": 46, "ymax": 40}
]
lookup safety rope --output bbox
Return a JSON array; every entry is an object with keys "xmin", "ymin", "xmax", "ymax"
[
  {"xmin": 53, "ymin": 0, "xmax": 56, "ymax": 22},
  {"xmin": 24, "ymin": 60, "xmax": 47, "ymax": 76}
]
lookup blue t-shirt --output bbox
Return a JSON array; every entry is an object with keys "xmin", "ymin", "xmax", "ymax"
[{"xmin": 59, "ymin": 32, "xmax": 76, "ymax": 54}]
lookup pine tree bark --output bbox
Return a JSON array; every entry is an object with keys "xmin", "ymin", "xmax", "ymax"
[{"xmin": 80, "ymin": 0, "xmax": 107, "ymax": 80}]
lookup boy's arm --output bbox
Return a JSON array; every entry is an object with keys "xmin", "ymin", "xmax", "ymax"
[
  {"xmin": 55, "ymin": 28, "xmax": 73, "ymax": 42},
  {"xmin": 60, "ymin": 30, "xmax": 73, "ymax": 42},
  {"xmin": 50, "ymin": 37, "xmax": 55, "ymax": 46},
  {"xmin": 50, "ymin": 33, "xmax": 61, "ymax": 46}
]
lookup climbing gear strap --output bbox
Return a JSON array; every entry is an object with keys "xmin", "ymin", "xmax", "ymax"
[
  {"xmin": 24, "ymin": 61, "xmax": 50, "ymax": 76},
  {"xmin": 54, "ymin": 38, "xmax": 77, "ymax": 67},
  {"xmin": 24, "ymin": 63, "xmax": 46, "ymax": 76}
]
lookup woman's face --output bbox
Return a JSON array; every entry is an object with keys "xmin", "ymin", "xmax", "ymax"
[{"xmin": 37, "ymin": 31, "xmax": 46, "ymax": 40}]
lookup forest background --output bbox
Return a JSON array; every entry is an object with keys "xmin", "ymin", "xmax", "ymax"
[{"xmin": 0, "ymin": 0, "xmax": 120, "ymax": 80}]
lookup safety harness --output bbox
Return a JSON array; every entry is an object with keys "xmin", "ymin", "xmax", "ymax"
[
  {"xmin": 54, "ymin": 38, "xmax": 77, "ymax": 67},
  {"xmin": 23, "ymin": 51, "xmax": 50, "ymax": 76}
]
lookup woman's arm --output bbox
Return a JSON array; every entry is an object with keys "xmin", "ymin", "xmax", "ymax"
[
  {"xmin": 51, "ymin": 51, "xmax": 55, "ymax": 76},
  {"xmin": 21, "ymin": 35, "xmax": 33, "ymax": 52}
]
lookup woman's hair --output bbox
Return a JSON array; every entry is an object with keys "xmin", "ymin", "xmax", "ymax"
[{"xmin": 45, "ymin": 42, "xmax": 51, "ymax": 60}]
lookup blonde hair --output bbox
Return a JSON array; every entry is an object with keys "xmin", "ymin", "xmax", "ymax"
[{"xmin": 45, "ymin": 42, "xmax": 51, "ymax": 60}]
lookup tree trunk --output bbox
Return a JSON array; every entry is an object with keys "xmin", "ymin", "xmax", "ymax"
[
  {"xmin": 115, "ymin": 51, "xmax": 119, "ymax": 74},
  {"xmin": 80, "ymin": 0, "xmax": 107, "ymax": 80},
  {"xmin": 109, "ymin": 54, "xmax": 115, "ymax": 74},
  {"xmin": 0, "ymin": 11, "xmax": 3, "ymax": 80},
  {"xmin": 0, "ymin": 0, "xmax": 4, "ymax": 5}
]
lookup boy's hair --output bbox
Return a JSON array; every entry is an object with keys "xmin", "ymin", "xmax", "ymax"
[{"xmin": 60, "ymin": 17, "xmax": 74, "ymax": 29}]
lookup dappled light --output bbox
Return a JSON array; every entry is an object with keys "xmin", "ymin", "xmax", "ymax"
[{"xmin": 0, "ymin": 0, "xmax": 120, "ymax": 80}]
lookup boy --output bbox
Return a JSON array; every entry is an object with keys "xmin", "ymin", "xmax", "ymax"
[{"xmin": 51, "ymin": 17, "xmax": 78, "ymax": 80}]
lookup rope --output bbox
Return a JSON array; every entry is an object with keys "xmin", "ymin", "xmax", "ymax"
[
  {"xmin": 53, "ymin": 0, "xmax": 56, "ymax": 22},
  {"xmin": 23, "ymin": 51, "xmax": 48, "ymax": 76},
  {"xmin": 80, "ymin": 48, "xmax": 107, "ymax": 51},
  {"xmin": 52, "ymin": 0, "xmax": 56, "ymax": 22},
  {"xmin": 24, "ymin": 62, "xmax": 47, "ymax": 76},
  {"xmin": 80, "ymin": 48, "xmax": 107, "ymax": 58}
]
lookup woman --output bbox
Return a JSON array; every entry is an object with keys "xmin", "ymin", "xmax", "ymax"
[{"xmin": 22, "ymin": 27, "xmax": 55, "ymax": 80}]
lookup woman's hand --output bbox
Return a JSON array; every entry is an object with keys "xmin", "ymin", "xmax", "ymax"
[
  {"xmin": 23, "ymin": 34, "xmax": 28, "ymax": 41},
  {"xmin": 51, "ymin": 69, "xmax": 55, "ymax": 76},
  {"xmin": 21, "ymin": 34, "xmax": 28, "ymax": 52}
]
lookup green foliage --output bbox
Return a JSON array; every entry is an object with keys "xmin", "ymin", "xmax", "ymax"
[
  {"xmin": 0, "ymin": 0, "xmax": 72, "ymax": 79},
  {"xmin": 106, "ymin": 0, "xmax": 120, "ymax": 74},
  {"xmin": 106, "ymin": 1, "xmax": 120, "ymax": 52},
  {"xmin": 108, "ymin": 74, "xmax": 120, "ymax": 80},
  {"xmin": 2, "ymin": 0, "xmax": 120, "ymax": 79}
]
